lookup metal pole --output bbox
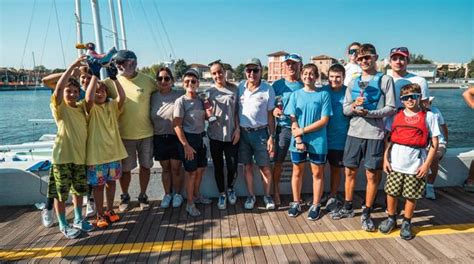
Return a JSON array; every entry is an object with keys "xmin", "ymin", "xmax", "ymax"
[
  {"xmin": 75, "ymin": 0, "xmax": 83, "ymax": 56},
  {"xmin": 117, "ymin": 0, "xmax": 127, "ymax": 49},
  {"xmin": 90, "ymin": 0, "xmax": 106, "ymax": 78},
  {"xmin": 108, "ymin": 0, "xmax": 119, "ymax": 49}
]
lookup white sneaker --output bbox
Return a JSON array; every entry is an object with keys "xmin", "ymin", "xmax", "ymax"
[
  {"xmin": 86, "ymin": 199, "xmax": 96, "ymax": 217},
  {"xmin": 217, "ymin": 194, "xmax": 227, "ymax": 210},
  {"xmin": 263, "ymin": 195, "xmax": 275, "ymax": 210},
  {"xmin": 161, "ymin": 194, "xmax": 172, "ymax": 208},
  {"xmin": 186, "ymin": 203, "xmax": 201, "ymax": 217},
  {"xmin": 41, "ymin": 208, "xmax": 54, "ymax": 228},
  {"xmin": 244, "ymin": 196, "xmax": 256, "ymax": 210},
  {"xmin": 227, "ymin": 189, "xmax": 237, "ymax": 205},
  {"xmin": 60, "ymin": 225, "xmax": 81, "ymax": 239},
  {"xmin": 425, "ymin": 184, "xmax": 436, "ymax": 200},
  {"xmin": 172, "ymin": 193, "xmax": 184, "ymax": 208}
]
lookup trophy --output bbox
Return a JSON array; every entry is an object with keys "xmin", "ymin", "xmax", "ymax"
[
  {"xmin": 355, "ymin": 81, "xmax": 369, "ymax": 110},
  {"xmin": 199, "ymin": 91, "xmax": 217, "ymax": 122},
  {"xmin": 275, "ymin": 96, "xmax": 286, "ymax": 120}
]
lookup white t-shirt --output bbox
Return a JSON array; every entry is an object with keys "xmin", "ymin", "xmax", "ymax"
[
  {"xmin": 390, "ymin": 73, "xmax": 430, "ymax": 108},
  {"xmin": 430, "ymin": 106, "xmax": 447, "ymax": 144},
  {"xmin": 385, "ymin": 110, "xmax": 440, "ymax": 174},
  {"xmin": 344, "ymin": 63, "xmax": 362, "ymax": 86},
  {"xmin": 238, "ymin": 80, "xmax": 275, "ymax": 128}
]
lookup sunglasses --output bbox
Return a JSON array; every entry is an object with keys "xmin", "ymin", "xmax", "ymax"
[
  {"xmin": 390, "ymin": 47, "xmax": 409, "ymax": 54},
  {"xmin": 284, "ymin": 54, "xmax": 302, "ymax": 61},
  {"xmin": 246, "ymin": 68, "xmax": 260, "ymax": 74},
  {"xmin": 400, "ymin": 93, "xmax": 421, "ymax": 101},
  {"xmin": 157, "ymin": 76, "xmax": 171, "ymax": 82},
  {"xmin": 184, "ymin": 79, "xmax": 197, "ymax": 85},
  {"xmin": 348, "ymin": 49, "xmax": 359, "ymax": 55},
  {"xmin": 356, "ymin": 55, "xmax": 375, "ymax": 62}
]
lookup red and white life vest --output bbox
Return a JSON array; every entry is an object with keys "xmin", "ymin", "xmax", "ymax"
[{"xmin": 390, "ymin": 110, "xmax": 429, "ymax": 148}]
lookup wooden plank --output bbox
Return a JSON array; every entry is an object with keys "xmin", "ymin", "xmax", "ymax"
[
  {"xmin": 219, "ymin": 203, "xmax": 235, "ymax": 264},
  {"xmin": 135, "ymin": 204, "xmax": 167, "ymax": 262},
  {"xmin": 168, "ymin": 199, "xmax": 188, "ymax": 263},
  {"xmin": 197, "ymin": 200, "xmax": 212, "ymax": 263},
  {"xmin": 242, "ymin": 198, "xmax": 267, "ymax": 263},
  {"xmin": 234, "ymin": 196, "xmax": 256, "ymax": 264},
  {"xmin": 211, "ymin": 201, "xmax": 224, "ymax": 264},
  {"xmin": 180, "ymin": 202, "xmax": 197, "ymax": 263},
  {"xmin": 157, "ymin": 201, "xmax": 183, "ymax": 263},
  {"xmin": 147, "ymin": 203, "xmax": 175, "ymax": 262},
  {"xmin": 226, "ymin": 198, "xmax": 246, "ymax": 264},
  {"xmin": 251, "ymin": 198, "xmax": 278, "ymax": 264}
]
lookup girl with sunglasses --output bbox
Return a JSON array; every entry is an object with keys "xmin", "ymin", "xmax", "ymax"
[{"xmin": 150, "ymin": 67, "xmax": 185, "ymax": 209}]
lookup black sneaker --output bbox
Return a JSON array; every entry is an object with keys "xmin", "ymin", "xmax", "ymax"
[
  {"xmin": 119, "ymin": 193, "xmax": 131, "ymax": 212},
  {"xmin": 361, "ymin": 213, "xmax": 376, "ymax": 232},
  {"xmin": 325, "ymin": 197, "xmax": 340, "ymax": 215},
  {"xmin": 331, "ymin": 207, "xmax": 354, "ymax": 220},
  {"xmin": 400, "ymin": 220, "xmax": 414, "ymax": 240},
  {"xmin": 138, "ymin": 193, "xmax": 150, "ymax": 210},
  {"xmin": 307, "ymin": 204, "xmax": 322, "ymax": 221},
  {"xmin": 379, "ymin": 217, "xmax": 396, "ymax": 234},
  {"xmin": 288, "ymin": 202, "xmax": 302, "ymax": 217}
]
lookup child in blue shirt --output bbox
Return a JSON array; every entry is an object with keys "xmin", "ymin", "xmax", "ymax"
[{"xmin": 284, "ymin": 63, "xmax": 332, "ymax": 220}]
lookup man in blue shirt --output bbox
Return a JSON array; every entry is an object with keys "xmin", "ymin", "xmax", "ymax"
[{"xmin": 271, "ymin": 53, "xmax": 304, "ymax": 205}]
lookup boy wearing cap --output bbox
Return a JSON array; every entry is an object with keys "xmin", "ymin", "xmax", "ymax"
[
  {"xmin": 388, "ymin": 47, "xmax": 430, "ymax": 108},
  {"xmin": 173, "ymin": 69, "xmax": 211, "ymax": 217},
  {"xmin": 238, "ymin": 58, "xmax": 276, "ymax": 210},
  {"xmin": 104, "ymin": 50, "xmax": 156, "ymax": 212},
  {"xmin": 271, "ymin": 53, "xmax": 304, "ymax": 206},
  {"xmin": 344, "ymin": 42, "xmax": 362, "ymax": 86},
  {"xmin": 380, "ymin": 83, "xmax": 439, "ymax": 240},
  {"xmin": 332, "ymin": 43, "xmax": 396, "ymax": 232},
  {"xmin": 425, "ymin": 96, "xmax": 448, "ymax": 199}
]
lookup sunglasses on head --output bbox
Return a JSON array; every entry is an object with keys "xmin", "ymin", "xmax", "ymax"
[
  {"xmin": 390, "ymin": 47, "xmax": 409, "ymax": 54},
  {"xmin": 400, "ymin": 93, "xmax": 421, "ymax": 101},
  {"xmin": 284, "ymin": 54, "xmax": 302, "ymax": 61},
  {"xmin": 348, "ymin": 49, "xmax": 359, "ymax": 55},
  {"xmin": 246, "ymin": 68, "xmax": 260, "ymax": 74},
  {"xmin": 157, "ymin": 76, "xmax": 171, "ymax": 82},
  {"xmin": 184, "ymin": 79, "xmax": 197, "ymax": 84}
]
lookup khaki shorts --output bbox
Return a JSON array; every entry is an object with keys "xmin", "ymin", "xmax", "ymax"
[
  {"xmin": 47, "ymin": 163, "xmax": 89, "ymax": 202},
  {"xmin": 122, "ymin": 137, "xmax": 154, "ymax": 172},
  {"xmin": 384, "ymin": 171, "xmax": 425, "ymax": 200}
]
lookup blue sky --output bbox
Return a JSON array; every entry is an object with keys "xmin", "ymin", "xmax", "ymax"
[{"xmin": 1, "ymin": 0, "xmax": 472, "ymax": 69}]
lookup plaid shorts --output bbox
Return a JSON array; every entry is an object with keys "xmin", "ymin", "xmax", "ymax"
[
  {"xmin": 384, "ymin": 171, "xmax": 426, "ymax": 200},
  {"xmin": 47, "ymin": 163, "xmax": 89, "ymax": 202}
]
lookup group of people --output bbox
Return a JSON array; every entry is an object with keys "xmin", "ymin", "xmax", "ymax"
[{"xmin": 42, "ymin": 41, "xmax": 454, "ymax": 241}]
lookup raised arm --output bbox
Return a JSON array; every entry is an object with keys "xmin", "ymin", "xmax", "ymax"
[
  {"xmin": 54, "ymin": 56, "xmax": 86, "ymax": 105},
  {"xmin": 42, "ymin": 72, "xmax": 63, "ymax": 89},
  {"xmin": 107, "ymin": 64, "xmax": 125, "ymax": 109},
  {"xmin": 85, "ymin": 75, "xmax": 98, "ymax": 112},
  {"xmin": 463, "ymin": 87, "xmax": 474, "ymax": 109}
]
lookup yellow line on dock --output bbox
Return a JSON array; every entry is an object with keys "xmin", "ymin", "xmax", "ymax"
[{"xmin": 1, "ymin": 223, "xmax": 473, "ymax": 261}]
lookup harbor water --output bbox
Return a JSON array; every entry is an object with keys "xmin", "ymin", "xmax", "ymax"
[{"xmin": 0, "ymin": 89, "xmax": 473, "ymax": 148}]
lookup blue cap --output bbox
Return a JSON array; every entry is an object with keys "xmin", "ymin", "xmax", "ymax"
[
  {"xmin": 284, "ymin": 53, "xmax": 302, "ymax": 63},
  {"xmin": 113, "ymin": 50, "xmax": 137, "ymax": 62}
]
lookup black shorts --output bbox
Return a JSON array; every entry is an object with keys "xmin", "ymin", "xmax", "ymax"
[
  {"xmin": 178, "ymin": 132, "xmax": 208, "ymax": 172},
  {"xmin": 343, "ymin": 136, "xmax": 384, "ymax": 170},
  {"xmin": 327, "ymin": 149, "xmax": 344, "ymax": 168},
  {"xmin": 153, "ymin": 134, "xmax": 180, "ymax": 161}
]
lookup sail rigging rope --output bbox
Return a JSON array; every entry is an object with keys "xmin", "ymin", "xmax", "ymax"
[
  {"xmin": 20, "ymin": 0, "xmax": 37, "ymax": 69},
  {"xmin": 39, "ymin": 1, "xmax": 55, "ymax": 67},
  {"xmin": 152, "ymin": 1, "xmax": 176, "ymax": 59},
  {"xmin": 53, "ymin": 0, "xmax": 67, "ymax": 68},
  {"xmin": 138, "ymin": 0, "xmax": 167, "ymax": 60}
]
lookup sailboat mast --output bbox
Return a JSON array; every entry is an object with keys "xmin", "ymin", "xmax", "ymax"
[
  {"xmin": 75, "ymin": 0, "xmax": 83, "ymax": 56},
  {"xmin": 117, "ymin": 0, "xmax": 127, "ymax": 49},
  {"xmin": 90, "ymin": 0, "xmax": 106, "ymax": 78},
  {"xmin": 108, "ymin": 0, "xmax": 120, "ymax": 49}
]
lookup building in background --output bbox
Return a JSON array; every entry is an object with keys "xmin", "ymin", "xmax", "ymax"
[
  {"xmin": 189, "ymin": 63, "xmax": 211, "ymax": 80},
  {"xmin": 310, "ymin": 55, "xmax": 338, "ymax": 81},
  {"xmin": 267, "ymin": 51, "xmax": 289, "ymax": 83}
]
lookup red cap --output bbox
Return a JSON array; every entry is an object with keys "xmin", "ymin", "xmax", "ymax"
[{"xmin": 390, "ymin": 47, "xmax": 409, "ymax": 58}]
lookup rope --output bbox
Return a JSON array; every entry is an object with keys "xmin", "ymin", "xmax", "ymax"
[
  {"xmin": 53, "ymin": 0, "xmax": 67, "ymax": 68},
  {"xmin": 152, "ymin": 1, "xmax": 176, "ymax": 59},
  {"xmin": 20, "ymin": 0, "xmax": 37, "ymax": 69},
  {"xmin": 39, "ymin": 1, "xmax": 54, "ymax": 67},
  {"xmin": 138, "ymin": 0, "xmax": 167, "ymax": 60}
]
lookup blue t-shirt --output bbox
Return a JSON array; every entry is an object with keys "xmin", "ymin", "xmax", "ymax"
[
  {"xmin": 272, "ymin": 78, "xmax": 304, "ymax": 128},
  {"xmin": 324, "ymin": 85, "xmax": 350, "ymax": 150},
  {"xmin": 285, "ymin": 88, "xmax": 333, "ymax": 154}
]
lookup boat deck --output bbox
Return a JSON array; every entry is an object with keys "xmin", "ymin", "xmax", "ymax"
[{"xmin": 1, "ymin": 187, "xmax": 473, "ymax": 263}]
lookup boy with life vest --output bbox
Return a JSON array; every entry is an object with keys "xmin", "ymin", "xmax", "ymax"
[
  {"xmin": 332, "ymin": 43, "xmax": 396, "ymax": 232},
  {"xmin": 379, "ymin": 83, "xmax": 440, "ymax": 240}
]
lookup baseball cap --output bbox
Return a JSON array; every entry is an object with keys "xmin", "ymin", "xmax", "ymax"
[
  {"xmin": 245, "ymin": 58, "xmax": 262, "ymax": 68},
  {"xmin": 114, "ymin": 50, "xmax": 137, "ymax": 62},
  {"xmin": 184, "ymin": 68, "xmax": 199, "ymax": 79},
  {"xmin": 284, "ymin": 53, "xmax": 302, "ymax": 63},
  {"xmin": 390, "ymin": 47, "xmax": 410, "ymax": 58}
]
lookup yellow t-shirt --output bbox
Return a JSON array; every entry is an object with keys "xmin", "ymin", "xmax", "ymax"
[
  {"xmin": 50, "ymin": 94, "xmax": 88, "ymax": 164},
  {"xmin": 104, "ymin": 72, "xmax": 156, "ymax": 140},
  {"xmin": 86, "ymin": 101, "xmax": 128, "ymax": 165}
]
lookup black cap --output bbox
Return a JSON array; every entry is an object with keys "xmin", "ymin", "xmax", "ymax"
[
  {"xmin": 184, "ymin": 69, "xmax": 199, "ymax": 79},
  {"xmin": 113, "ymin": 50, "xmax": 137, "ymax": 62}
]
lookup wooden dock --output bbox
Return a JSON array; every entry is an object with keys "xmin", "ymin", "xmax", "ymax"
[{"xmin": 1, "ymin": 187, "xmax": 473, "ymax": 263}]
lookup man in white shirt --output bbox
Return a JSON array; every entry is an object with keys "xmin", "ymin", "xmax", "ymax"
[{"xmin": 388, "ymin": 47, "xmax": 430, "ymax": 108}]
